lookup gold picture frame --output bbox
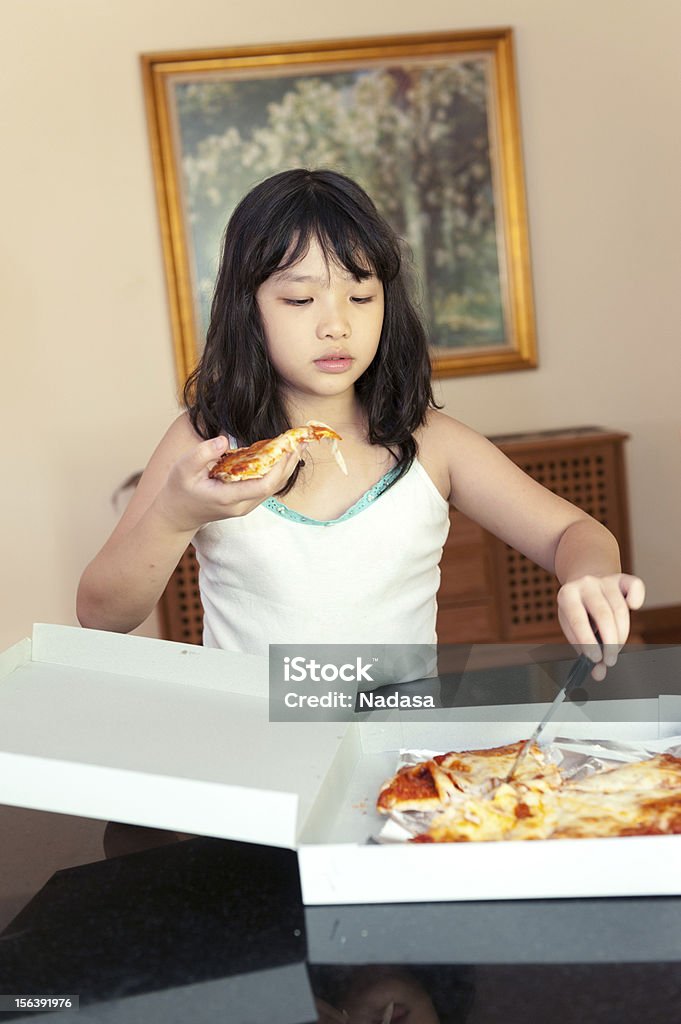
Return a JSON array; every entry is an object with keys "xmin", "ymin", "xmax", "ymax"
[{"xmin": 141, "ymin": 29, "xmax": 537, "ymax": 387}]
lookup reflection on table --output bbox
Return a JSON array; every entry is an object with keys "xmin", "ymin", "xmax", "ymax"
[{"xmin": 1, "ymin": 835, "xmax": 681, "ymax": 1022}]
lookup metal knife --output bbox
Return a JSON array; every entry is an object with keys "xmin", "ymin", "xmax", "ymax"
[{"xmin": 505, "ymin": 651, "xmax": 594, "ymax": 782}]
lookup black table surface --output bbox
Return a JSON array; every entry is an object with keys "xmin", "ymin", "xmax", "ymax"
[{"xmin": 1, "ymin": 830, "xmax": 681, "ymax": 1024}]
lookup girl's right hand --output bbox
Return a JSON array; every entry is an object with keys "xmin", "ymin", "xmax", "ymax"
[{"xmin": 153, "ymin": 435, "xmax": 303, "ymax": 534}]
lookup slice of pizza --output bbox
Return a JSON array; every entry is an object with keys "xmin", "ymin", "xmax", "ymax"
[
  {"xmin": 376, "ymin": 741, "xmax": 561, "ymax": 815},
  {"xmin": 563, "ymin": 753, "xmax": 681, "ymax": 794},
  {"xmin": 549, "ymin": 754, "xmax": 681, "ymax": 839},
  {"xmin": 209, "ymin": 420, "xmax": 347, "ymax": 481},
  {"xmin": 376, "ymin": 759, "xmax": 458, "ymax": 814},
  {"xmin": 433, "ymin": 742, "xmax": 562, "ymax": 791},
  {"xmin": 551, "ymin": 787, "xmax": 681, "ymax": 839}
]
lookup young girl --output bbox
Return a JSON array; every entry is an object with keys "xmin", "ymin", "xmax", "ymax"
[{"xmin": 77, "ymin": 168, "xmax": 644, "ymax": 680}]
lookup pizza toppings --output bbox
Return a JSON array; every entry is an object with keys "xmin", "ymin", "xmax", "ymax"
[
  {"xmin": 418, "ymin": 777, "xmax": 560, "ymax": 842},
  {"xmin": 377, "ymin": 741, "xmax": 561, "ymax": 815},
  {"xmin": 209, "ymin": 420, "xmax": 347, "ymax": 481},
  {"xmin": 376, "ymin": 743, "xmax": 681, "ymax": 843}
]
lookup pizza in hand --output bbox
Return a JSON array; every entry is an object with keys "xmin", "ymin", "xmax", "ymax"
[{"xmin": 209, "ymin": 420, "xmax": 347, "ymax": 481}]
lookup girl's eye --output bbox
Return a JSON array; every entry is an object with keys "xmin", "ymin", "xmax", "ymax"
[
  {"xmin": 284, "ymin": 298, "xmax": 312, "ymax": 306},
  {"xmin": 351, "ymin": 295, "xmax": 374, "ymax": 304}
]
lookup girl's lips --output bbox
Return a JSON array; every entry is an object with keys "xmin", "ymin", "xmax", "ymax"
[{"xmin": 314, "ymin": 356, "xmax": 354, "ymax": 373}]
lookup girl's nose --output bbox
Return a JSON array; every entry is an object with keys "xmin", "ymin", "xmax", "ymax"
[{"xmin": 317, "ymin": 305, "xmax": 350, "ymax": 340}]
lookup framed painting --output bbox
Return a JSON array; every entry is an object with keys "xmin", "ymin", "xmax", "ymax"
[{"xmin": 141, "ymin": 29, "xmax": 537, "ymax": 386}]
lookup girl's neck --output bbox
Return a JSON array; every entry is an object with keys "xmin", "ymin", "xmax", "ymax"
[{"xmin": 284, "ymin": 391, "xmax": 365, "ymax": 439}]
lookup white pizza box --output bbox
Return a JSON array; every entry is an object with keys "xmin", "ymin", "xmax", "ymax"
[
  {"xmin": 0, "ymin": 624, "xmax": 347, "ymax": 849},
  {"xmin": 1, "ymin": 625, "xmax": 680, "ymax": 906},
  {"xmin": 297, "ymin": 698, "xmax": 681, "ymax": 905}
]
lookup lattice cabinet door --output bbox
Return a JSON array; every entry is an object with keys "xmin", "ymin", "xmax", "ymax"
[
  {"xmin": 157, "ymin": 545, "xmax": 204, "ymax": 645},
  {"xmin": 490, "ymin": 427, "xmax": 632, "ymax": 640}
]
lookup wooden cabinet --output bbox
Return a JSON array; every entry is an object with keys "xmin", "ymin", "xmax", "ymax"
[
  {"xmin": 157, "ymin": 545, "xmax": 203, "ymax": 646},
  {"xmin": 436, "ymin": 426, "xmax": 632, "ymax": 643}
]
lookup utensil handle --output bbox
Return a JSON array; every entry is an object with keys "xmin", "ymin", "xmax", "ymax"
[
  {"xmin": 565, "ymin": 631, "xmax": 603, "ymax": 695},
  {"xmin": 564, "ymin": 653, "xmax": 593, "ymax": 696}
]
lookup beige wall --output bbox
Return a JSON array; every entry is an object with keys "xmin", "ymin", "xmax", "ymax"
[{"xmin": 2, "ymin": 0, "xmax": 679, "ymax": 651}]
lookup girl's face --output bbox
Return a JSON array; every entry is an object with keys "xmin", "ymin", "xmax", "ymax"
[
  {"xmin": 255, "ymin": 237, "xmax": 384, "ymax": 410},
  {"xmin": 340, "ymin": 967, "xmax": 440, "ymax": 1024}
]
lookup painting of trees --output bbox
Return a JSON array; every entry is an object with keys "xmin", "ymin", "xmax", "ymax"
[{"xmin": 173, "ymin": 57, "xmax": 504, "ymax": 350}]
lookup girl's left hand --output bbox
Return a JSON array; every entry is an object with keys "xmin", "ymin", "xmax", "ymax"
[{"xmin": 557, "ymin": 573, "xmax": 646, "ymax": 680}]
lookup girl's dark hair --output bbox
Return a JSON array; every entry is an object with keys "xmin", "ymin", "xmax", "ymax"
[{"xmin": 184, "ymin": 168, "xmax": 439, "ymax": 490}]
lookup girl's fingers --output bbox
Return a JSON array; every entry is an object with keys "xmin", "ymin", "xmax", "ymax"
[
  {"xmin": 586, "ymin": 605, "xmax": 619, "ymax": 667},
  {"xmin": 589, "ymin": 576, "xmax": 643, "ymax": 658},
  {"xmin": 558, "ymin": 581, "xmax": 615, "ymax": 673},
  {"xmin": 580, "ymin": 582, "xmax": 625, "ymax": 667},
  {"xmin": 557, "ymin": 600, "xmax": 592, "ymax": 652},
  {"xmin": 558, "ymin": 573, "xmax": 645, "ymax": 680},
  {"xmin": 603, "ymin": 577, "xmax": 633, "ymax": 647},
  {"xmin": 620, "ymin": 574, "xmax": 646, "ymax": 610},
  {"xmin": 558, "ymin": 582, "xmax": 604, "ymax": 658},
  {"xmin": 182, "ymin": 435, "xmax": 230, "ymax": 478},
  {"xmin": 558, "ymin": 606, "xmax": 606, "ymax": 680},
  {"xmin": 588, "ymin": 659, "xmax": 607, "ymax": 683}
]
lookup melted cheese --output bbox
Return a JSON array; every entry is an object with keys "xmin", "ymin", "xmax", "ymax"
[{"xmin": 425, "ymin": 779, "xmax": 559, "ymax": 842}]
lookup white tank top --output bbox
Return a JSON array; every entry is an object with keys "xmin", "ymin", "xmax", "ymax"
[{"xmin": 193, "ymin": 459, "xmax": 450, "ymax": 656}]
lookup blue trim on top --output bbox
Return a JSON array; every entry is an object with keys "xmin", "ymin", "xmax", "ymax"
[{"xmin": 262, "ymin": 464, "xmax": 403, "ymax": 526}]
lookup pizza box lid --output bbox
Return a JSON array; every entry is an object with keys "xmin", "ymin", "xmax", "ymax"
[{"xmin": 0, "ymin": 624, "xmax": 347, "ymax": 850}]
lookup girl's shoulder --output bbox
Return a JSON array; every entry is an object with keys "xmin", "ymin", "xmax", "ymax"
[
  {"xmin": 417, "ymin": 409, "xmax": 472, "ymax": 445},
  {"xmin": 162, "ymin": 410, "xmax": 204, "ymax": 448},
  {"xmin": 128, "ymin": 412, "xmax": 204, "ymax": 503},
  {"xmin": 415, "ymin": 410, "xmax": 481, "ymax": 502}
]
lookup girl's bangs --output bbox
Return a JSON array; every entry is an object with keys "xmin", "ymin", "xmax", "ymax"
[
  {"xmin": 270, "ymin": 223, "xmax": 376, "ymax": 282},
  {"xmin": 267, "ymin": 204, "xmax": 399, "ymax": 283}
]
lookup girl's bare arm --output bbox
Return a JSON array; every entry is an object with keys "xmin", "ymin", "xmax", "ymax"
[
  {"xmin": 421, "ymin": 413, "xmax": 645, "ymax": 677},
  {"xmin": 76, "ymin": 414, "xmax": 300, "ymax": 633}
]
